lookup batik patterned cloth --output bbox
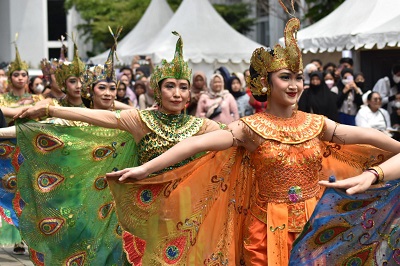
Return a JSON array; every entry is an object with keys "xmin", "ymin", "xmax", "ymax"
[
  {"xmin": 0, "ymin": 138, "xmax": 23, "ymax": 246},
  {"xmin": 16, "ymin": 120, "xmax": 136, "ymax": 265},
  {"xmin": 0, "ymin": 138, "xmax": 22, "ymax": 227},
  {"xmin": 107, "ymin": 111, "xmax": 394, "ymax": 265},
  {"xmin": 290, "ymin": 181, "xmax": 400, "ymax": 265},
  {"xmin": 107, "ymin": 147, "xmax": 254, "ymax": 265}
]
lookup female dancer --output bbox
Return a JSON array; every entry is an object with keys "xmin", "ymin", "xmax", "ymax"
[
  {"xmin": 104, "ymin": 18, "xmax": 400, "ymax": 265},
  {"xmin": 0, "ymin": 42, "xmax": 86, "ymax": 137},
  {"xmin": 0, "ymin": 40, "xmax": 43, "ymax": 108},
  {"xmin": 16, "ymin": 31, "xmax": 222, "ymax": 265},
  {"xmin": 1, "ymin": 30, "xmax": 133, "ymax": 265}
]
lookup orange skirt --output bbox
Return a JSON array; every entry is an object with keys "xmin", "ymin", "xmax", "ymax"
[{"xmin": 243, "ymin": 212, "xmax": 298, "ymax": 265}]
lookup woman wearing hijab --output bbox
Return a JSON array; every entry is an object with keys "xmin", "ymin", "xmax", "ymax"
[
  {"xmin": 187, "ymin": 71, "xmax": 208, "ymax": 116},
  {"xmin": 196, "ymin": 73, "xmax": 239, "ymax": 124},
  {"xmin": 227, "ymin": 75, "xmax": 253, "ymax": 117},
  {"xmin": 298, "ymin": 71, "xmax": 339, "ymax": 122}
]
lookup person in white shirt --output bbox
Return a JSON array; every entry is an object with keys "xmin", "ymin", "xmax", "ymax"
[
  {"xmin": 356, "ymin": 91, "xmax": 391, "ymax": 132},
  {"xmin": 372, "ymin": 63, "xmax": 400, "ymax": 114}
]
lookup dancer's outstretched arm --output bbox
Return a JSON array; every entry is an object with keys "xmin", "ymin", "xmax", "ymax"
[
  {"xmin": 320, "ymin": 153, "xmax": 400, "ymax": 194},
  {"xmin": 16, "ymin": 105, "xmax": 121, "ymax": 129},
  {"xmin": 0, "ymin": 126, "xmax": 16, "ymax": 138},
  {"xmin": 106, "ymin": 129, "xmax": 235, "ymax": 182}
]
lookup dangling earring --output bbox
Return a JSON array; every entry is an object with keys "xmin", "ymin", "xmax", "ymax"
[
  {"xmin": 266, "ymin": 86, "xmax": 271, "ymax": 110},
  {"xmin": 292, "ymin": 102, "xmax": 298, "ymax": 113},
  {"xmin": 90, "ymin": 100, "xmax": 93, "ymax": 109}
]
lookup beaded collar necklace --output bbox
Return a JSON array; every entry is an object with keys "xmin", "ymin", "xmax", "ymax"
[{"xmin": 140, "ymin": 110, "xmax": 203, "ymax": 142}]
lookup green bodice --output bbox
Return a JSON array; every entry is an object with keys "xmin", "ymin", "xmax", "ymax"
[
  {"xmin": 138, "ymin": 110, "xmax": 205, "ymax": 173},
  {"xmin": 0, "ymin": 91, "xmax": 33, "ymax": 107},
  {"xmin": 58, "ymin": 97, "xmax": 86, "ymax": 108}
]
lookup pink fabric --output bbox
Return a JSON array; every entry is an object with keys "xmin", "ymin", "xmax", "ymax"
[{"xmin": 196, "ymin": 91, "xmax": 239, "ymax": 124}]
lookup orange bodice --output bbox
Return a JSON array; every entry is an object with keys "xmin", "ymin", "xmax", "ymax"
[{"xmin": 242, "ymin": 111, "xmax": 325, "ymax": 205}]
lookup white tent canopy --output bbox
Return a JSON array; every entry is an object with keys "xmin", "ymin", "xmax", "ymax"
[
  {"xmin": 89, "ymin": 0, "xmax": 174, "ymax": 64},
  {"xmin": 117, "ymin": 0, "xmax": 264, "ymax": 78},
  {"xmin": 295, "ymin": 0, "xmax": 400, "ymax": 53}
]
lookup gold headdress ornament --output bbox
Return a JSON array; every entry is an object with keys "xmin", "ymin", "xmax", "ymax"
[
  {"xmin": 81, "ymin": 26, "xmax": 122, "ymax": 99},
  {"xmin": 150, "ymin": 31, "xmax": 192, "ymax": 105},
  {"xmin": 55, "ymin": 33, "xmax": 85, "ymax": 91},
  {"xmin": 247, "ymin": 0, "xmax": 303, "ymax": 96},
  {"xmin": 7, "ymin": 33, "xmax": 29, "ymax": 77},
  {"xmin": 41, "ymin": 35, "xmax": 67, "ymax": 77}
]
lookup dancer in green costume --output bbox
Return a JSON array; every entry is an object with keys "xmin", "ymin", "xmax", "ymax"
[
  {"xmin": 4, "ymin": 28, "xmax": 131, "ymax": 265},
  {"xmin": 16, "ymin": 31, "xmax": 223, "ymax": 265}
]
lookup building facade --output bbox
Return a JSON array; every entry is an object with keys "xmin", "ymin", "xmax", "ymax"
[
  {"xmin": 0, "ymin": 0, "xmax": 89, "ymax": 69},
  {"xmin": 0, "ymin": 0, "xmax": 302, "ymax": 69}
]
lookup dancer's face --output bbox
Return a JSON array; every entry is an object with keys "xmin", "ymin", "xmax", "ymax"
[
  {"xmin": 65, "ymin": 76, "xmax": 82, "ymax": 100},
  {"xmin": 10, "ymin": 70, "xmax": 28, "ymax": 89},
  {"xmin": 159, "ymin": 78, "xmax": 190, "ymax": 114},
  {"xmin": 268, "ymin": 69, "xmax": 303, "ymax": 108},
  {"xmin": 92, "ymin": 81, "xmax": 117, "ymax": 110}
]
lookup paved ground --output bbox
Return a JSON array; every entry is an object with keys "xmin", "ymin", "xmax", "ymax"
[{"xmin": 0, "ymin": 246, "xmax": 33, "ymax": 266}]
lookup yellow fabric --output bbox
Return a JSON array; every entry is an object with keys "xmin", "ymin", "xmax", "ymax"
[
  {"xmin": 108, "ymin": 147, "xmax": 253, "ymax": 265},
  {"xmin": 107, "ymin": 115, "xmax": 394, "ymax": 265}
]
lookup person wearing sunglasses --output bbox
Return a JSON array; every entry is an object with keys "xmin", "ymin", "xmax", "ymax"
[{"xmin": 116, "ymin": 82, "xmax": 133, "ymax": 106}]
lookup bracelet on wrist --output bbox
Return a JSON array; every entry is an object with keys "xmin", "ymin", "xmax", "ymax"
[
  {"xmin": 365, "ymin": 169, "xmax": 379, "ymax": 185},
  {"xmin": 45, "ymin": 104, "xmax": 51, "ymax": 117},
  {"xmin": 366, "ymin": 165, "xmax": 384, "ymax": 185}
]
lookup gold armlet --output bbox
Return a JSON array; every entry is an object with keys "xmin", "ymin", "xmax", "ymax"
[
  {"xmin": 226, "ymin": 128, "xmax": 242, "ymax": 147},
  {"xmin": 367, "ymin": 165, "xmax": 384, "ymax": 185},
  {"xmin": 45, "ymin": 104, "xmax": 51, "ymax": 117}
]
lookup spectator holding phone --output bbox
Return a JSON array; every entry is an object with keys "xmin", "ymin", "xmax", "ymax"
[{"xmin": 335, "ymin": 68, "xmax": 363, "ymax": 125}]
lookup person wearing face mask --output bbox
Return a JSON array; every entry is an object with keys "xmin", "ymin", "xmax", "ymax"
[
  {"xmin": 28, "ymin": 76, "xmax": 45, "ymax": 95},
  {"xmin": 335, "ymin": 68, "xmax": 363, "ymax": 125},
  {"xmin": 354, "ymin": 72, "xmax": 368, "ymax": 94},
  {"xmin": 298, "ymin": 71, "xmax": 339, "ymax": 122},
  {"xmin": 355, "ymin": 72, "xmax": 374, "ymax": 106},
  {"xmin": 373, "ymin": 63, "xmax": 400, "ymax": 114},
  {"xmin": 323, "ymin": 70, "xmax": 336, "ymax": 90}
]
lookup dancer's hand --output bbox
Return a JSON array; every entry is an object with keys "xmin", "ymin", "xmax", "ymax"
[
  {"xmin": 14, "ymin": 105, "xmax": 46, "ymax": 120},
  {"xmin": 106, "ymin": 165, "xmax": 149, "ymax": 182},
  {"xmin": 319, "ymin": 171, "xmax": 377, "ymax": 195}
]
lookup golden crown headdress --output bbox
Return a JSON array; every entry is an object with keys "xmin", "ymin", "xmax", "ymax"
[
  {"xmin": 7, "ymin": 33, "xmax": 29, "ymax": 77},
  {"xmin": 150, "ymin": 31, "xmax": 192, "ymax": 105},
  {"xmin": 41, "ymin": 36, "xmax": 67, "ymax": 77},
  {"xmin": 248, "ymin": 16, "xmax": 303, "ymax": 96},
  {"xmin": 55, "ymin": 34, "xmax": 85, "ymax": 91},
  {"xmin": 81, "ymin": 26, "xmax": 122, "ymax": 99}
]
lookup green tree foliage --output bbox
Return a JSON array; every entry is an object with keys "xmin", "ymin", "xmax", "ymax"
[
  {"xmin": 214, "ymin": 3, "xmax": 256, "ymax": 35},
  {"xmin": 304, "ymin": 0, "xmax": 345, "ymax": 23},
  {"xmin": 64, "ymin": 0, "xmax": 151, "ymax": 56},
  {"xmin": 166, "ymin": 0, "xmax": 182, "ymax": 10},
  {"xmin": 65, "ymin": 0, "xmax": 255, "ymax": 57}
]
